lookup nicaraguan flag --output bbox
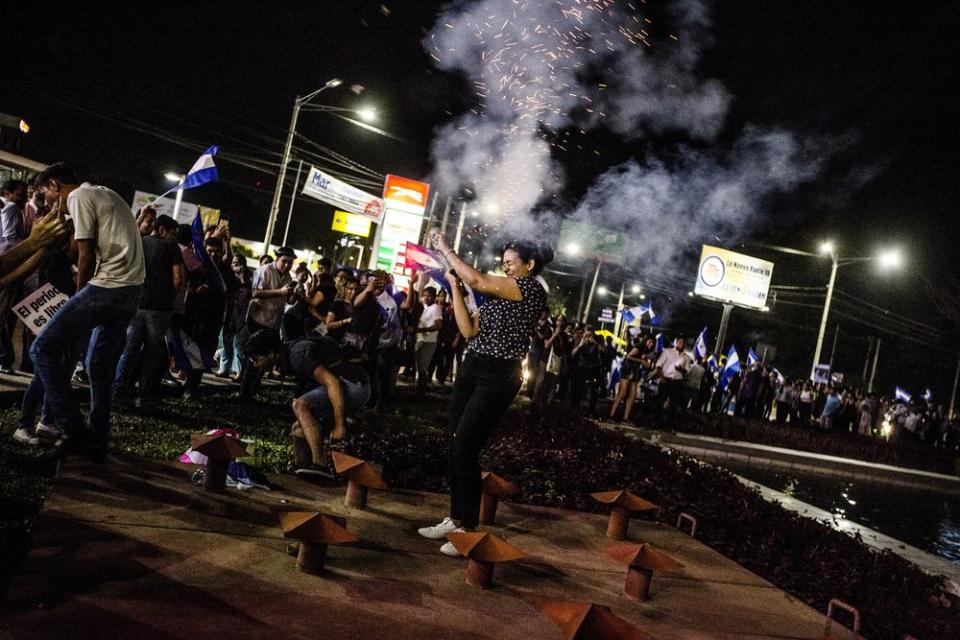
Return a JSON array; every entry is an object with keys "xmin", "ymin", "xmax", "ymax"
[
  {"xmin": 719, "ymin": 345, "xmax": 740, "ymax": 389},
  {"xmin": 620, "ymin": 305, "xmax": 643, "ymax": 323},
  {"xmin": 693, "ymin": 327, "xmax": 708, "ymax": 360},
  {"xmin": 655, "ymin": 333, "xmax": 663, "ymax": 353},
  {"xmin": 707, "ymin": 354, "xmax": 720, "ymax": 373},
  {"xmin": 748, "ymin": 348, "xmax": 759, "ymax": 366},
  {"xmin": 894, "ymin": 387, "xmax": 912, "ymax": 403},
  {"xmin": 644, "ymin": 302, "xmax": 659, "ymax": 326},
  {"xmin": 177, "ymin": 145, "xmax": 219, "ymax": 191}
]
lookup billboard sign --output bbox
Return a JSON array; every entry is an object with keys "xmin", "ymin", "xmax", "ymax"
[
  {"xmin": 375, "ymin": 208, "xmax": 425, "ymax": 272},
  {"xmin": 694, "ymin": 245, "xmax": 773, "ymax": 310},
  {"xmin": 383, "ymin": 174, "xmax": 430, "ymax": 215},
  {"xmin": 331, "ymin": 210, "xmax": 372, "ymax": 238},
  {"xmin": 301, "ymin": 166, "xmax": 384, "ymax": 223}
]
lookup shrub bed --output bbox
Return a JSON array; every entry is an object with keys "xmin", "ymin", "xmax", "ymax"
[{"xmin": 347, "ymin": 403, "xmax": 959, "ymax": 640}]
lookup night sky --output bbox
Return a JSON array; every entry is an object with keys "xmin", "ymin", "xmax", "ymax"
[{"xmin": 4, "ymin": 1, "xmax": 959, "ymax": 396}]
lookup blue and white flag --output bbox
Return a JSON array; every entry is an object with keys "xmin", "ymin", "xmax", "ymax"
[
  {"xmin": 719, "ymin": 345, "xmax": 741, "ymax": 389},
  {"xmin": 176, "ymin": 145, "xmax": 220, "ymax": 191},
  {"xmin": 655, "ymin": 333, "xmax": 663, "ymax": 354},
  {"xmin": 923, "ymin": 388, "xmax": 933, "ymax": 403},
  {"xmin": 643, "ymin": 302, "xmax": 659, "ymax": 326},
  {"xmin": 748, "ymin": 348, "xmax": 759, "ymax": 366},
  {"xmin": 693, "ymin": 327, "xmax": 708, "ymax": 360},
  {"xmin": 894, "ymin": 387, "xmax": 912, "ymax": 403},
  {"xmin": 706, "ymin": 354, "xmax": 720, "ymax": 373},
  {"xmin": 620, "ymin": 305, "xmax": 644, "ymax": 323}
]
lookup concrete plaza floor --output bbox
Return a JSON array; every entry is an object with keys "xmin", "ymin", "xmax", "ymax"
[{"xmin": 0, "ymin": 454, "xmax": 861, "ymax": 639}]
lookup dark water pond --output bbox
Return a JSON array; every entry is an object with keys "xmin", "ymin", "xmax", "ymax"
[{"xmin": 730, "ymin": 465, "xmax": 960, "ymax": 565}]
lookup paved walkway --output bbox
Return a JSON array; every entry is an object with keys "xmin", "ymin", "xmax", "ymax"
[{"xmin": 0, "ymin": 454, "xmax": 860, "ymax": 639}]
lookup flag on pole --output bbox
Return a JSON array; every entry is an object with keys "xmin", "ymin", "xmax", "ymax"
[
  {"xmin": 643, "ymin": 302, "xmax": 659, "ymax": 326},
  {"xmin": 719, "ymin": 345, "xmax": 741, "ymax": 389},
  {"xmin": 693, "ymin": 327, "xmax": 708, "ymax": 360},
  {"xmin": 176, "ymin": 145, "xmax": 220, "ymax": 191},
  {"xmin": 748, "ymin": 348, "xmax": 759, "ymax": 366},
  {"xmin": 894, "ymin": 387, "xmax": 912, "ymax": 403},
  {"xmin": 655, "ymin": 333, "xmax": 663, "ymax": 354},
  {"xmin": 923, "ymin": 388, "xmax": 933, "ymax": 403}
]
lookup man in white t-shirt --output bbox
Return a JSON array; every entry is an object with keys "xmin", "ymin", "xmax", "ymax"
[
  {"xmin": 654, "ymin": 335, "xmax": 692, "ymax": 422},
  {"xmin": 28, "ymin": 163, "xmax": 145, "ymax": 461},
  {"xmin": 414, "ymin": 286, "xmax": 442, "ymax": 396}
]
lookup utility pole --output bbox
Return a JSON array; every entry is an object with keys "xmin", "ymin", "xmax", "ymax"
[
  {"xmin": 811, "ymin": 255, "xmax": 839, "ymax": 379},
  {"xmin": 716, "ymin": 303, "xmax": 733, "ymax": 355},
  {"xmin": 581, "ymin": 261, "xmax": 602, "ymax": 324},
  {"xmin": 868, "ymin": 337, "xmax": 881, "ymax": 393},
  {"xmin": 612, "ymin": 282, "xmax": 625, "ymax": 343},
  {"xmin": 861, "ymin": 337, "xmax": 873, "ymax": 387},
  {"xmin": 281, "ymin": 159, "xmax": 304, "ymax": 247},
  {"xmin": 949, "ymin": 353, "xmax": 960, "ymax": 419},
  {"xmin": 828, "ymin": 323, "xmax": 841, "ymax": 370}
]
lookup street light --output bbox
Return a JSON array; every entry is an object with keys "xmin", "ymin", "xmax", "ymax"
[
  {"xmin": 810, "ymin": 242, "xmax": 903, "ymax": 379},
  {"xmin": 597, "ymin": 286, "xmax": 608, "ymax": 295},
  {"xmin": 164, "ymin": 172, "xmax": 185, "ymax": 221},
  {"xmin": 564, "ymin": 242, "xmax": 581, "ymax": 256},
  {"xmin": 356, "ymin": 105, "xmax": 377, "ymax": 123},
  {"xmin": 264, "ymin": 77, "xmax": 343, "ymax": 249},
  {"xmin": 630, "ymin": 284, "xmax": 641, "ymax": 294}
]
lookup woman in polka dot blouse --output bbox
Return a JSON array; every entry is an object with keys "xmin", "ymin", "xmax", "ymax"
[{"xmin": 417, "ymin": 230, "xmax": 554, "ymax": 556}]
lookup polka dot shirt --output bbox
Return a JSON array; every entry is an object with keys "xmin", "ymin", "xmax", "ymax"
[{"xmin": 467, "ymin": 276, "xmax": 547, "ymax": 361}]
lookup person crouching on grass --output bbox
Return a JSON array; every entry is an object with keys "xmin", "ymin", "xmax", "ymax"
[
  {"xmin": 417, "ymin": 231, "xmax": 552, "ymax": 556},
  {"xmin": 242, "ymin": 330, "xmax": 370, "ymax": 478}
]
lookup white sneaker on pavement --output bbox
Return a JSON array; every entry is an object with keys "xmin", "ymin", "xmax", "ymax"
[
  {"xmin": 36, "ymin": 422, "xmax": 66, "ymax": 439},
  {"xmin": 417, "ymin": 517, "xmax": 459, "ymax": 540},
  {"xmin": 440, "ymin": 528, "xmax": 467, "ymax": 556},
  {"xmin": 13, "ymin": 428, "xmax": 39, "ymax": 446}
]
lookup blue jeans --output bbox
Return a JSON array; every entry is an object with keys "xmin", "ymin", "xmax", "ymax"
[
  {"xmin": 30, "ymin": 284, "xmax": 141, "ymax": 443},
  {"xmin": 299, "ymin": 374, "xmax": 371, "ymax": 420},
  {"xmin": 218, "ymin": 328, "xmax": 242, "ymax": 374},
  {"xmin": 19, "ymin": 339, "xmax": 83, "ymax": 431},
  {"xmin": 114, "ymin": 309, "xmax": 173, "ymax": 400}
]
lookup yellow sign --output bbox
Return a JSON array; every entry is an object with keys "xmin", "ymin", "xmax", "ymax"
[
  {"xmin": 693, "ymin": 245, "xmax": 774, "ymax": 310},
  {"xmin": 332, "ymin": 210, "xmax": 372, "ymax": 238}
]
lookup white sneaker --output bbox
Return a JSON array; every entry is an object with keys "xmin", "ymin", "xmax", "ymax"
[
  {"xmin": 440, "ymin": 528, "xmax": 466, "ymax": 557},
  {"xmin": 417, "ymin": 517, "xmax": 459, "ymax": 540},
  {"xmin": 13, "ymin": 428, "xmax": 39, "ymax": 446},
  {"xmin": 36, "ymin": 422, "xmax": 66, "ymax": 439}
]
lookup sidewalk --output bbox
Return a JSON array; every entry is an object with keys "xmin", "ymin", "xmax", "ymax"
[{"xmin": 0, "ymin": 454, "xmax": 860, "ymax": 640}]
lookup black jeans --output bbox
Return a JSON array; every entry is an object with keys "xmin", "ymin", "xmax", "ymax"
[{"xmin": 447, "ymin": 353, "xmax": 522, "ymax": 529}]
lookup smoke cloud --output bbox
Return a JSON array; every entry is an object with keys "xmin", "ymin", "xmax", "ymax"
[{"xmin": 426, "ymin": 0, "xmax": 828, "ymax": 286}]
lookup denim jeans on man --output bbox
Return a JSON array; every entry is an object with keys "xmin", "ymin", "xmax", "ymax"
[
  {"xmin": 114, "ymin": 308, "xmax": 173, "ymax": 401},
  {"xmin": 299, "ymin": 373, "xmax": 371, "ymax": 420},
  {"xmin": 30, "ymin": 284, "xmax": 141, "ymax": 446}
]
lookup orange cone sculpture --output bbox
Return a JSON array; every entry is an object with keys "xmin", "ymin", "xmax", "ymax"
[
  {"xmin": 605, "ymin": 543, "xmax": 683, "ymax": 601},
  {"xmin": 590, "ymin": 490, "xmax": 658, "ymax": 540},
  {"xmin": 479, "ymin": 472, "xmax": 520, "ymax": 524},
  {"xmin": 539, "ymin": 600, "xmax": 654, "ymax": 640},
  {"xmin": 278, "ymin": 511, "xmax": 358, "ymax": 574},
  {"xmin": 331, "ymin": 451, "xmax": 389, "ymax": 508},
  {"xmin": 445, "ymin": 531, "xmax": 526, "ymax": 588},
  {"xmin": 191, "ymin": 433, "xmax": 248, "ymax": 492}
]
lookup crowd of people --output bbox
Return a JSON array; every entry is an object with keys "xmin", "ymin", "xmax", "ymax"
[{"xmin": 3, "ymin": 164, "xmax": 958, "ymax": 495}]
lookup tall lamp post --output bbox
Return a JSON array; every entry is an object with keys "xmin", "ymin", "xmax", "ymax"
[
  {"xmin": 810, "ymin": 241, "xmax": 903, "ymax": 379},
  {"xmin": 263, "ymin": 78, "xmax": 343, "ymax": 249}
]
